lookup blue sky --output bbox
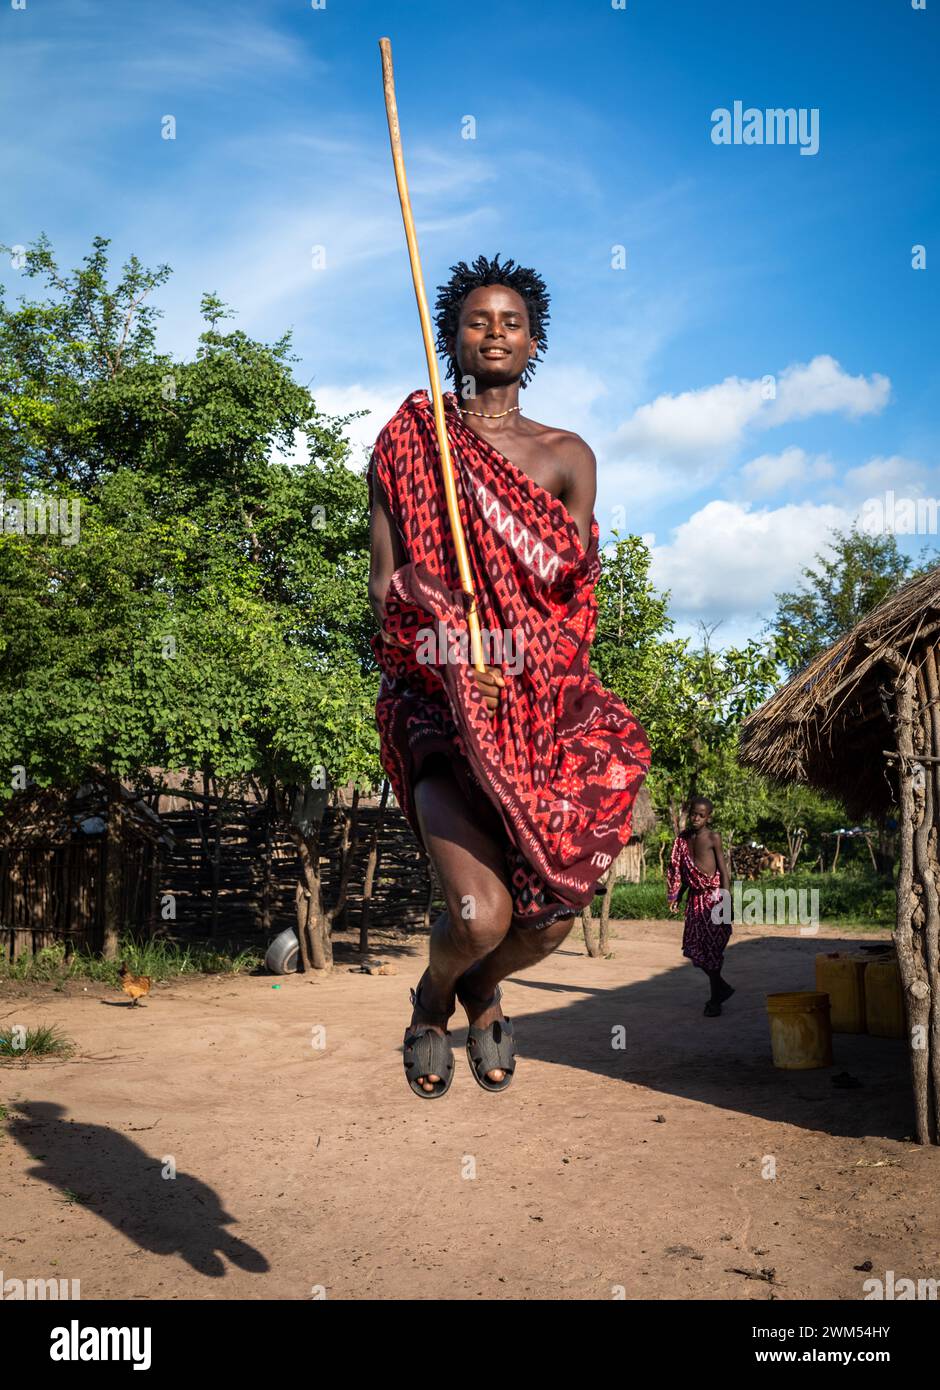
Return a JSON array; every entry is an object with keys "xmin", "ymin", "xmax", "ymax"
[{"xmin": 3, "ymin": 0, "xmax": 938, "ymax": 644}]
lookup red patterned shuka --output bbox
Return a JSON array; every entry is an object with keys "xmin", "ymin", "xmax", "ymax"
[
  {"xmin": 666, "ymin": 834, "xmax": 730, "ymax": 972},
  {"xmin": 368, "ymin": 389, "xmax": 651, "ymax": 930}
]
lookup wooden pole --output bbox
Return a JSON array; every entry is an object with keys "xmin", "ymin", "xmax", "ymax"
[
  {"xmin": 889, "ymin": 657, "xmax": 932, "ymax": 1143},
  {"xmin": 378, "ymin": 36, "xmax": 485, "ymax": 672},
  {"xmin": 915, "ymin": 658, "xmax": 940, "ymax": 1137}
]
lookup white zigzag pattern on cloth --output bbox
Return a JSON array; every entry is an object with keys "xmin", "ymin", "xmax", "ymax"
[{"xmin": 472, "ymin": 480, "xmax": 561, "ymax": 583}]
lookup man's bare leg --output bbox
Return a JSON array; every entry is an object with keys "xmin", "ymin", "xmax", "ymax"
[
  {"xmin": 407, "ymin": 755, "xmax": 579, "ymax": 1088},
  {"xmin": 406, "ymin": 757, "xmax": 517, "ymax": 1090}
]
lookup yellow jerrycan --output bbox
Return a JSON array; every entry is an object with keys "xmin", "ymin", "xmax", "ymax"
[
  {"xmin": 766, "ymin": 991, "xmax": 833, "ymax": 1069},
  {"xmin": 860, "ymin": 956, "xmax": 905, "ymax": 1039},
  {"xmin": 814, "ymin": 952, "xmax": 867, "ymax": 1033}
]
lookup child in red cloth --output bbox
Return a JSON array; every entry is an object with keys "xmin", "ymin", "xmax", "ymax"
[{"xmin": 666, "ymin": 796, "xmax": 734, "ymax": 1016}]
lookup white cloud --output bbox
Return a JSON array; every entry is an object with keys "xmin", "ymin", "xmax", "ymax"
[
  {"xmin": 608, "ymin": 374, "xmax": 763, "ymax": 462},
  {"xmin": 843, "ymin": 454, "xmax": 929, "ymax": 498},
  {"xmin": 649, "ymin": 498, "xmax": 850, "ymax": 621},
  {"xmin": 845, "ymin": 456, "xmax": 938, "ymax": 536},
  {"xmin": 606, "ymin": 355, "xmax": 890, "ymax": 469},
  {"xmin": 767, "ymin": 355, "xmax": 890, "ymax": 425},
  {"xmin": 740, "ymin": 446, "xmax": 809, "ymax": 494},
  {"xmin": 739, "ymin": 447, "xmax": 834, "ymax": 496}
]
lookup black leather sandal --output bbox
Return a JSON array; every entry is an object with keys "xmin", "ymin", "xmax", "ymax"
[
  {"xmin": 402, "ymin": 974, "xmax": 455, "ymax": 1099},
  {"xmin": 457, "ymin": 980, "xmax": 516, "ymax": 1093}
]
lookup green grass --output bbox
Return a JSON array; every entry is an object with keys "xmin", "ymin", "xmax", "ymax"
[
  {"xmin": 0, "ymin": 937, "xmax": 263, "ymax": 984},
  {"xmin": 0, "ymin": 1023, "xmax": 75, "ymax": 1061},
  {"xmin": 605, "ymin": 871, "xmax": 896, "ymax": 929}
]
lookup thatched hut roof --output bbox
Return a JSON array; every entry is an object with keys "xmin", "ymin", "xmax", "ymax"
[{"xmin": 739, "ymin": 563, "xmax": 940, "ymax": 816}]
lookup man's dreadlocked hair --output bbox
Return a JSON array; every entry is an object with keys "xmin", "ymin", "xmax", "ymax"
[{"xmin": 433, "ymin": 252, "xmax": 551, "ymax": 388}]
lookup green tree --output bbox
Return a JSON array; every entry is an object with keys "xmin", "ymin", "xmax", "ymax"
[
  {"xmin": 0, "ymin": 237, "xmax": 381, "ymax": 968},
  {"xmin": 0, "ymin": 233, "xmax": 172, "ymax": 493},
  {"xmin": 592, "ymin": 532, "xmax": 675, "ymax": 710},
  {"xmin": 771, "ymin": 527, "xmax": 911, "ymax": 672},
  {"xmin": 593, "ymin": 537, "xmax": 784, "ymax": 837},
  {"xmin": 754, "ymin": 783, "xmax": 848, "ymax": 871}
]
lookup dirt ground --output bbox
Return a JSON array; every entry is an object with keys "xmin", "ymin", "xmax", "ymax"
[{"xmin": 1, "ymin": 920, "xmax": 937, "ymax": 1301}]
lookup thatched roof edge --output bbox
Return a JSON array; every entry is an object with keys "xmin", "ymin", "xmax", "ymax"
[{"xmin": 738, "ymin": 561, "xmax": 940, "ymax": 811}]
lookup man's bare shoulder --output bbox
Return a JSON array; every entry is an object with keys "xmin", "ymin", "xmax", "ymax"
[{"xmin": 522, "ymin": 417, "xmax": 596, "ymax": 468}]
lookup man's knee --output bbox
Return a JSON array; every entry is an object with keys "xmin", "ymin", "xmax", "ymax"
[{"xmin": 444, "ymin": 884, "xmax": 511, "ymax": 952}]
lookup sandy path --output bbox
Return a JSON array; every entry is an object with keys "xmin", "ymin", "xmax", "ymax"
[{"xmin": 1, "ymin": 921, "xmax": 936, "ymax": 1300}]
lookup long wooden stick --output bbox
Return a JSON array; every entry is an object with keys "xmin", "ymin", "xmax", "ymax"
[{"xmin": 378, "ymin": 36, "xmax": 485, "ymax": 672}]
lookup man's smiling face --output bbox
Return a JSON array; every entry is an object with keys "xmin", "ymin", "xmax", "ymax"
[{"xmin": 450, "ymin": 284, "xmax": 538, "ymax": 390}]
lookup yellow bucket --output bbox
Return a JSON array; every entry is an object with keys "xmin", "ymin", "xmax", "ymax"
[
  {"xmin": 814, "ymin": 952, "xmax": 867, "ymax": 1033},
  {"xmin": 862, "ymin": 958, "xmax": 905, "ymax": 1039},
  {"xmin": 766, "ymin": 991, "xmax": 833, "ymax": 1069}
]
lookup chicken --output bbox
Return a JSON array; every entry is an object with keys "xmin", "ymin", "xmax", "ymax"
[{"xmin": 119, "ymin": 964, "xmax": 152, "ymax": 1006}]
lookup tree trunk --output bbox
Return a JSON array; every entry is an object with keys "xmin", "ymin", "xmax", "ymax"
[
  {"xmin": 290, "ymin": 827, "xmax": 330, "ymax": 970},
  {"xmin": 600, "ymin": 872, "xmax": 616, "ymax": 946},
  {"xmin": 276, "ymin": 782, "xmax": 331, "ymax": 972},
  {"xmin": 581, "ymin": 900, "xmax": 600, "ymax": 958},
  {"xmin": 598, "ymin": 893, "xmax": 612, "ymax": 956},
  {"xmin": 360, "ymin": 780, "xmax": 390, "ymax": 953},
  {"xmin": 305, "ymin": 885, "xmax": 332, "ymax": 971},
  {"xmin": 786, "ymin": 825, "xmax": 806, "ymax": 873},
  {"xmin": 294, "ymin": 879, "xmax": 313, "ymax": 973}
]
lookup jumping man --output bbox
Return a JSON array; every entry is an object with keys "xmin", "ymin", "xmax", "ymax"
[{"xmin": 368, "ymin": 254, "xmax": 650, "ymax": 1096}]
